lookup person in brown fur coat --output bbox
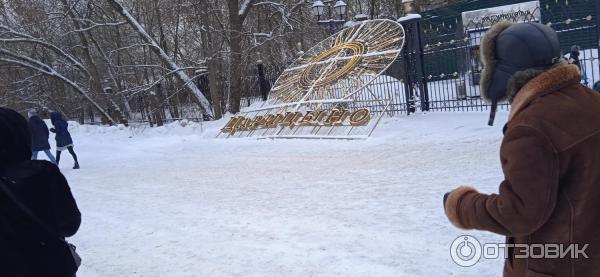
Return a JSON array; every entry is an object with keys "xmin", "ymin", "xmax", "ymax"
[{"xmin": 443, "ymin": 21, "xmax": 600, "ymax": 277}]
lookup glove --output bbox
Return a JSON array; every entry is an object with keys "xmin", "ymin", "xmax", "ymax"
[{"xmin": 443, "ymin": 192, "xmax": 450, "ymax": 210}]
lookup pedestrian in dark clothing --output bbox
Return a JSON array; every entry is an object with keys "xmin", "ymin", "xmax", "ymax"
[
  {"xmin": 567, "ymin": 45, "xmax": 581, "ymax": 71},
  {"xmin": 444, "ymin": 22, "xmax": 600, "ymax": 277},
  {"xmin": 567, "ymin": 45, "xmax": 589, "ymax": 85},
  {"xmin": 50, "ymin": 112, "xmax": 79, "ymax": 169},
  {"xmin": 28, "ymin": 110, "xmax": 57, "ymax": 164},
  {"xmin": 0, "ymin": 107, "xmax": 81, "ymax": 277}
]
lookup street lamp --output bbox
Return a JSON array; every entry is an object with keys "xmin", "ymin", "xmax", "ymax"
[
  {"xmin": 311, "ymin": 1, "xmax": 326, "ymax": 20},
  {"xmin": 333, "ymin": 0, "xmax": 347, "ymax": 20},
  {"xmin": 402, "ymin": 0, "xmax": 415, "ymax": 15},
  {"xmin": 311, "ymin": 0, "xmax": 349, "ymax": 33}
]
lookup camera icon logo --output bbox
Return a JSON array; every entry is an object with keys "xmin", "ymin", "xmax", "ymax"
[{"xmin": 450, "ymin": 235, "xmax": 482, "ymax": 267}]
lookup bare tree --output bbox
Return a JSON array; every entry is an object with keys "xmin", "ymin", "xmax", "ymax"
[
  {"xmin": 2, "ymin": 0, "xmax": 417, "ymax": 125},
  {"xmin": 107, "ymin": 0, "xmax": 213, "ymax": 118}
]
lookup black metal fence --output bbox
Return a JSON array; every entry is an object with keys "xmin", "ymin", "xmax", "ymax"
[{"xmin": 416, "ymin": 0, "xmax": 599, "ymax": 114}]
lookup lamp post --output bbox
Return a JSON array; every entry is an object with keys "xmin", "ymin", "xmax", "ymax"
[
  {"xmin": 333, "ymin": 0, "xmax": 348, "ymax": 20},
  {"xmin": 311, "ymin": 0, "xmax": 348, "ymax": 33},
  {"xmin": 402, "ymin": 0, "xmax": 415, "ymax": 15}
]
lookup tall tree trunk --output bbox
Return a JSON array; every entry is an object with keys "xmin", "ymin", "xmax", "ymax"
[
  {"xmin": 227, "ymin": 0, "xmax": 244, "ymax": 114},
  {"xmin": 198, "ymin": 2, "xmax": 223, "ymax": 120},
  {"xmin": 208, "ymin": 58, "xmax": 223, "ymax": 119},
  {"xmin": 112, "ymin": 25, "xmax": 134, "ymax": 119}
]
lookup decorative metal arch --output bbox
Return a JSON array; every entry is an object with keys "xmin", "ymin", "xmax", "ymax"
[{"xmin": 219, "ymin": 19, "xmax": 406, "ymax": 139}]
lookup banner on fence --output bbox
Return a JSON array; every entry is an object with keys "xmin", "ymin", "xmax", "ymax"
[{"xmin": 462, "ymin": 1, "xmax": 541, "ymax": 29}]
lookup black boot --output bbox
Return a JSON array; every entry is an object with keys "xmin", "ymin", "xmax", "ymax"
[{"xmin": 73, "ymin": 162, "xmax": 80, "ymax": 169}]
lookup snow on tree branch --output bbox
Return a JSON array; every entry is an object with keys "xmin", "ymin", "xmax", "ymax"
[
  {"xmin": 253, "ymin": 1, "xmax": 294, "ymax": 30},
  {"xmin": 0, "ymin": 25, "xmax": 89, "ymax": 76},
  {"xmin": 0, "ymin": 48, "xmax": 116, "ymax": 124},
  {"xmin": 239, "ymin": 0, "xmax": 255, "ymax": 17},
  {"xmin": 64, "ymin": 20, "xmax": 127, "ymax": 35},
  {"xmin": 107, "ymin": 0, "xmax": 214, "ymax": 118}
]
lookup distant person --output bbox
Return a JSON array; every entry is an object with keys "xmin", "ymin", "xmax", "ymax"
[
  {"xmin": 50, "ymin": 112, "xmax": 80, "ymax": 169},
  {"xmin": 567, "ymin": 45, "xmax": 581, "ymax": 71},
  {"xmin": 443, "ymin": 22, "xmax": 600, "ymax": 276},
  {"xmin": 28, "ymin": 109, "xmax": 57, "ymax": 164},
  {"xmin": 567, "ymin": 45, "xmax": 589, "ymax": 85},
  {"xmin": 0, "ymin": 107, "xmax": 81, "ymax": 277}
]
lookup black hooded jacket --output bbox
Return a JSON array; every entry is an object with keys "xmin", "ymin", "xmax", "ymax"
[
  {"xmin": 0, "ymin": 108, "xmax": 81, "ymax": 277},
  {"xmin": 28, "ymin": 115, "xmax": 51, "ymax": 152}
]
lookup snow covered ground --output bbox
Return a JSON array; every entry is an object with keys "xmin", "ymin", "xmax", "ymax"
[{"xmin": 46, "ymin": 112, "xmax": 512, "ymax": 276}]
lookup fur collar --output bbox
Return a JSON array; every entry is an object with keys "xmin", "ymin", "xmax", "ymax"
[
  {"xmin": 479, "ymin": 21, "xmax": 513, "ymax": 103},
  {"xmin": 509, "ymin": 64, "xmax": 581, "ymax": 120}
]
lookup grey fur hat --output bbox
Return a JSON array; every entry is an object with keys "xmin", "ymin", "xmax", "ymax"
[{"xmin": 479, "ymin": 21, "xmax": 562, "ymax": 125}]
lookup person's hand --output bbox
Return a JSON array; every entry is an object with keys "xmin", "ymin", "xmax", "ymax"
[
  {"xmin": 443, "ymin": 187, "xmax": 477, "ymax": 229},
  {"xmin": 443, "ymin": 192, "xmax": 450, "ymax": 210}
]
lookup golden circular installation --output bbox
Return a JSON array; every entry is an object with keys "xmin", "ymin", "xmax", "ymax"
[
  {"xmin": 267, "ymin": 19, "xmax": 406, "ymax": 105},
  {"xmin": 299, "ymin": 41, "xmax": 367, "ymax": 88}
]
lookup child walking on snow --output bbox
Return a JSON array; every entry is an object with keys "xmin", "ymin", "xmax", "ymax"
[{"xmin": 50, "ymin": 112, "xmax": 80, "ymax": 169}]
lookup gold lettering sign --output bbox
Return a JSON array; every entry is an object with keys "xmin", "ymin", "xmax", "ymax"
[
  {"xmin": 281, "ymin": 112, "xmax": 302, "ymax": 128},
  {"xmin": 221, "ymin": 108, "xmax": 371, "ymax": 134},
  {"xmin": 324, "ymin": 109, "xmax": 349, "ymax": 126},
  {"xmin": 349, "ymin": 108, "xmax": 370, "ymax": 126}
]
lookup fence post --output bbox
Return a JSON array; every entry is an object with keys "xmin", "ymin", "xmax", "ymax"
[
  {"xmin": 401, "ymin": 41, "xmax": 415, "ymax": 114},
  {"xmin": 257, "ymin": 61, "xmax": 270, "ymax": 101},
  {"xmin": 414, "ymin": 18, "xmax": 429, "ymax": 111},
  {"xmin": 399, "ymin": 13, "xmax": 428, "ymax": 114},
  {"xmin": 596, "ymin": 0, "xmax": 600, "ymax": 84}
]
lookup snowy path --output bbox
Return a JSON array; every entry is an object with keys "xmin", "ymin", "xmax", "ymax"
[{"xmin": 54, "ymin": 112, "xmax": 509, "ymax": 277}]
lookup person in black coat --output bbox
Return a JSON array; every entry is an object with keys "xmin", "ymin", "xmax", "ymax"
[
  {"xmin": 50, "ymin": 112, "xmax": 79, "ymax": 169},
  {"xmin": 567, "ymin": 45, "xmax": 581, "ymax": 71},
  {"xmin": 28, "ymin": 110, "xmax": 57, "ymax": 164},
  {"xmin": 566, "ymin": 45, "xmax": 589, "ymax": 85},
  {"xmin": 0, "ymin": 107, "xmax": 81, "ymax": 277}
]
